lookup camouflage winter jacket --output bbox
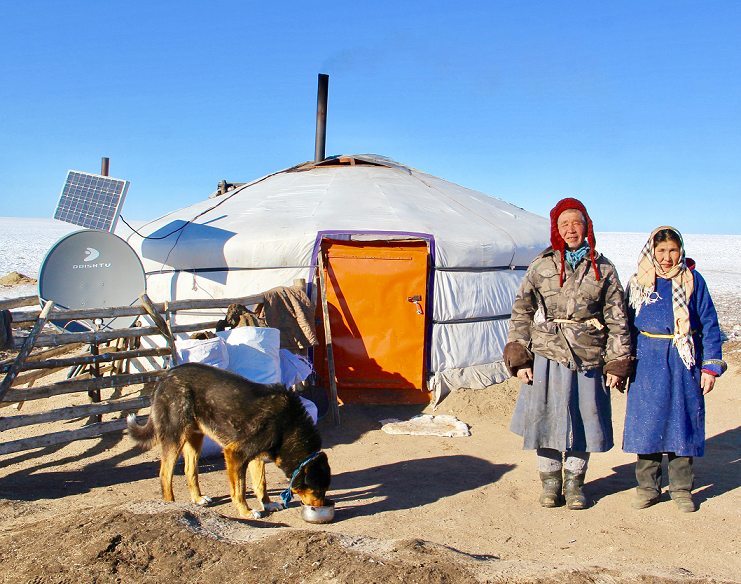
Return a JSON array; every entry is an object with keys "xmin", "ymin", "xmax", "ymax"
[{"xmin": 507, "ymin": 247, "xmax": 631, "ymax": 371}]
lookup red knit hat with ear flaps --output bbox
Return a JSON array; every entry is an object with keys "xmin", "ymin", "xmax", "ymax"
[{"xmin": 549, "ymin": 197, "xmax": 600, "ymax": 286}]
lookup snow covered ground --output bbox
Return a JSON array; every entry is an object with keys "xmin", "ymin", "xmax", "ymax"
[{"xmin": 1, "ymin": 218, "xmax": 739, "ymax": 337}]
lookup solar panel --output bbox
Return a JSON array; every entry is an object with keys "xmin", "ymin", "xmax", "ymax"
[{"xmin": 53, "ymin": 170, "xmax": 130, "ymax": 232}]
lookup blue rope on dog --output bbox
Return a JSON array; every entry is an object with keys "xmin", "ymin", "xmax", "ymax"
[{"xmin": 280, "ymin": 452, "xmax": 321, "ymax": 508}]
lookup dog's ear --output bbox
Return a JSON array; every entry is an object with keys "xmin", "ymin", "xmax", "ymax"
[{"xmin": 303, "ymin": 451, "xmax": 331, "ymax": 491}]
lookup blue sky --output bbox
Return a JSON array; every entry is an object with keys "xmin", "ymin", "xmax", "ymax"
[{"xmin": 1, "ymin": 1, "xmax": 739, "ymax": 234}]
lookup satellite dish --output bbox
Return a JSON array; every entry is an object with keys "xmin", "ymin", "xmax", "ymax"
[{"xmin": 39, "ymin": 230, "xmax": 146, "ymax": 332}]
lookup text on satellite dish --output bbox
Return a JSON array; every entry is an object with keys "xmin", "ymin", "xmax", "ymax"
[{"xmin": 73, "ymin": 263, "xmax": 112, "ymax": 269}]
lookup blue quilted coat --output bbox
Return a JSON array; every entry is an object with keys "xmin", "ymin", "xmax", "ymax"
[{"xmin": 623, "ymin": 269, "xmax": 725, "ymax": 457}]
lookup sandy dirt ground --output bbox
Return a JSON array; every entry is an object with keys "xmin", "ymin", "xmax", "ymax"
[{"xmin": 0, "ymin": 341, "xmax": 739, "ymax": 584}]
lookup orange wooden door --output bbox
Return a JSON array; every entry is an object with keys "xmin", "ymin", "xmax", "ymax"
[{"xmin": 316, "ymin": 240, "xmax": 430, "ymax": 404}]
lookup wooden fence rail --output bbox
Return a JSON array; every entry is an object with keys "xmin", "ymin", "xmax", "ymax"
[
  {"xmin": 0, "ymin": 396, "xmax": 152, "ymax": 432},
  {"xmin": 1, "ymin": 347, "xmax": 171, "ymax": 373},
  {"xmin": 0, "ymin": 418, "xmax": 133, "ymax": 456},
  {"xmin": 2, "ymin": 371, "xmax": 166, "ymax": 404},
  {"xmin": 8, "ymin": 294, "xmax": 265, "ymax": 326}
]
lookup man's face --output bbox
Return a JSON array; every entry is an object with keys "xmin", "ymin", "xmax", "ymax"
[{"xmin": 557, "ymin": 209, "xmax": 587, "ymax": 251}]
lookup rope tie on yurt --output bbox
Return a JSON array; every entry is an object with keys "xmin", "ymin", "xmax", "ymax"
[{"xmin": 280, "ymin": 452, "xmax": 321, "ymax": 508}]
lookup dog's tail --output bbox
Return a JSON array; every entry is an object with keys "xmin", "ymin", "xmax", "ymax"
[{"xmin": 126, "ymin": 413, "xmax": 157, "ymax": 450}]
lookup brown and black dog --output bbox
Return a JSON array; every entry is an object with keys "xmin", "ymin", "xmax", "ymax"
[{"xmin": 127, "ymin": 362, "xmax": 330, "ymax": 519}]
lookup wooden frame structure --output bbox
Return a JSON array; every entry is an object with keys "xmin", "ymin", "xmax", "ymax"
[{"xmin": 0, "ymin": 293, "xmax": 265, "ymax": 455}]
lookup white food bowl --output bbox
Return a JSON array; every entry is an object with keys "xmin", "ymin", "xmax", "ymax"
[{"xmin": 300, "ymin": 498, "xmax": 335, "ymax": 524}]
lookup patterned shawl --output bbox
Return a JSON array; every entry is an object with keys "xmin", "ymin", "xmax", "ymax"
[{"xmin": 628, "ymin": 226, "xmax": 695, "ymax": 369}]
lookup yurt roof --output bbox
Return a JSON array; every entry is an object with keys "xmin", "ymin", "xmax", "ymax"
[{"xmin": 130, "ymin": 155, "xmax": 549, "ymax": 274}]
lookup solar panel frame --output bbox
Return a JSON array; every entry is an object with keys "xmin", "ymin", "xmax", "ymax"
[{"xmin": 54, "ymin": 170, "xmax": 130, "ymax": 232}]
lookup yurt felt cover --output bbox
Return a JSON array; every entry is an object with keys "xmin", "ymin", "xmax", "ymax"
[{"xmin": 127, "ymin": 155, "xmax": 550, "ymax": 401}]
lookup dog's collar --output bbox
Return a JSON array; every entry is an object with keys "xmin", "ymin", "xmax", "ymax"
[{"xmin": 280, "ymin": 452, "xmax": 321, "ymax": 508}]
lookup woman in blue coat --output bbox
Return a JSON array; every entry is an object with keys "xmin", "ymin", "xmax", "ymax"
[{"xmin": 623, "ymin": 227, "xmax": 726, "ymax": 513}]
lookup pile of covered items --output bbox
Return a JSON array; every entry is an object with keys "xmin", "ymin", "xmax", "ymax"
[{"xmin": 170, "ymin": 285, "xmax": 319, "ymax": 431}]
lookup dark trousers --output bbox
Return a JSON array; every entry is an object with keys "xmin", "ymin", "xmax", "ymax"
[{"xmin": 636, "ymin": 453, "xmax": 694, "ymax": 495}]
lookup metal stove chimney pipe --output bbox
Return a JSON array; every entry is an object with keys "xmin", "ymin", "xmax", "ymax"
[
  {"xmin": 314, "ymin": 74, "xmax": 329, "ymax": 162},
  {"xmin": 101, "ymin": 157, "xmax": 110, "ymax": 177}
]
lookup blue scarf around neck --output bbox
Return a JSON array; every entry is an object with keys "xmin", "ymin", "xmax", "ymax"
[{"xmin": 564, "ymin": 242, "xmax": 590, "ymax": 271}]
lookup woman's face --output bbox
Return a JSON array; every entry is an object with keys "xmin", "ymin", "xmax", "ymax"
[
  {"xmin": 557, "ymin": 209, "xmax": 587, "ymax": 251},
  {"xmin": 654, "ymin": 240, "xmax": 681, "ymax": 271}
]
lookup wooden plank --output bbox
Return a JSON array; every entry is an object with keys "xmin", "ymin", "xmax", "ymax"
[
  {"xmin": 26, "ymin": 344, "xmax": 85, "ymax": 364},
  {"xmin": 11, "ymin": 293, "xmax": 266, "ymax": 324},
  {"xmin": 2, "ymin": 347, "xmax": 171, "ymax": 373},
  {"xmin": 0, "ymin": 301, "xmax": 55, "ymax": 403},
  {"xmin": 0, "ymin": 344, "xmax": 86, "ymax": 369},
  {"xmin": 0, "ymin": 395, "xmax": 152, "ymax": 431},
  {"xmin": 10, "ymin": 367, "xmax": 68, "ymax": 389},
  {"xmin": 0, "ymin": 296, "xmax": 39, "ymax": 311},
  {"xmin": 139, "ymin": 293, "xmax": 177, "ymax": 366},
  {"xmin": 139, "ymin": 293, "xmax": 172, "ymax": 339},
  {"xmin": 318, "ymin": 252, "xmax": 340, "ymax": 428},
  {"xmin": 10, "ymin": 305, "xmax": 144, "ymax": 325},
  {"xmin": 1, "ymin": 371, "xmax": 165, "ymax": 404},
  {"xmin": 32, "ymin": 325, "xmax": 151, "ymax": 347},
  {"xmin": 166, "ymin": 294, "xmax": 264, "ymax": 311},
  {"xmin": 0, "ymin": 417, "xmax": 133, "ymax": 455},
  {"xmin": 32, "ymin": 320, "xmax": 222, "ymax": 348}
]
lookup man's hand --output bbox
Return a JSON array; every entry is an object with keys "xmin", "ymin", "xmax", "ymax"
[
  {"xmin": 701, "ymin": 372, "xmax": 716, "ymax": 395},
  {"xmin": 517, "ymin": 367, "xmax": 533, "ymax": 384},
  {"xmin": 605, "ymin": 373, "xmax": 624, "ymax": 392}
]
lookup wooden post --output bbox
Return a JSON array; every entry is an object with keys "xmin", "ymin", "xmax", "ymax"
[
  {"xmin": 0, "ymin": 301, "xmax": 55, "ymax": 402},
  {"xmin": 138, "ymin": 292, "xmax": 178, "ymax": 367},
  {"xmin": 318, "ymin": 252, "xmax": 340, "ymax": 428},
  {"xmin": 83, "ymin": 343, "xmax": 102, "ymax": 424},
  {"xmin": 164, "ymin": 301, "xmax": 175, "ymax": 363}
]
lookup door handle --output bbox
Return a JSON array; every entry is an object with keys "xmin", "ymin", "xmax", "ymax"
[{"xmin": 407, "ymin": 295, "xmax": 423, "ymax": 315}]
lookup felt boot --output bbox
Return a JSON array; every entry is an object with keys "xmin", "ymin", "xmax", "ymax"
[
  {"xmin": 539, "ymin": 471, "xmax": 562, "ymax": 508},
  {"xmin": 563, "ymin": 470, "xmax": 587, "ymax": 510},
  {"xmin": 668, "ymin": 455, "xmax": 696, "ymax": 513},
  {"xmin": 632, "ymin": 454, "xmax": 662, "ymax": 509}
]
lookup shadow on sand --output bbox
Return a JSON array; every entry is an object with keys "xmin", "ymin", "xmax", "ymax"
[
  {"xmin": 0, "ymin": 431, "xmax": 157, "ymax": 501},
  {"xmin": 586, "ymin": 425, "xmax": 741, "ymax": 507},
  {"xmin": 329, "ymin": 455, "xmax": 513, "ymax": 519}
]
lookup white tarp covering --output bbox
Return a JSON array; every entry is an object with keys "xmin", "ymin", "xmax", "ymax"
[
  {"xmin": 432, "ymin": 270, "xmax": 525, "ymax": 321},
  {"xmin": 174, "ymin": 336, "xmax": 230, "ymax": 369},
  {"xmin": 127, "ymin": 155, "xmax": 550, "ymax": 396},
  {"xmin": 215, "ymin": 327, "xmax": 281, "ymax": 385}
]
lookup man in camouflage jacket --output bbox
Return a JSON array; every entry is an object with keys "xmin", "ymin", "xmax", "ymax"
[{"xmin": 504, "ymin": 198, "xmax": 632, "ymax": 511}]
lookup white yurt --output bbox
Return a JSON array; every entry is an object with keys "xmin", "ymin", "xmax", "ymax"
[{"xmin": 126, "ymin": 154, "xmax": 549, "ymax": 404}]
